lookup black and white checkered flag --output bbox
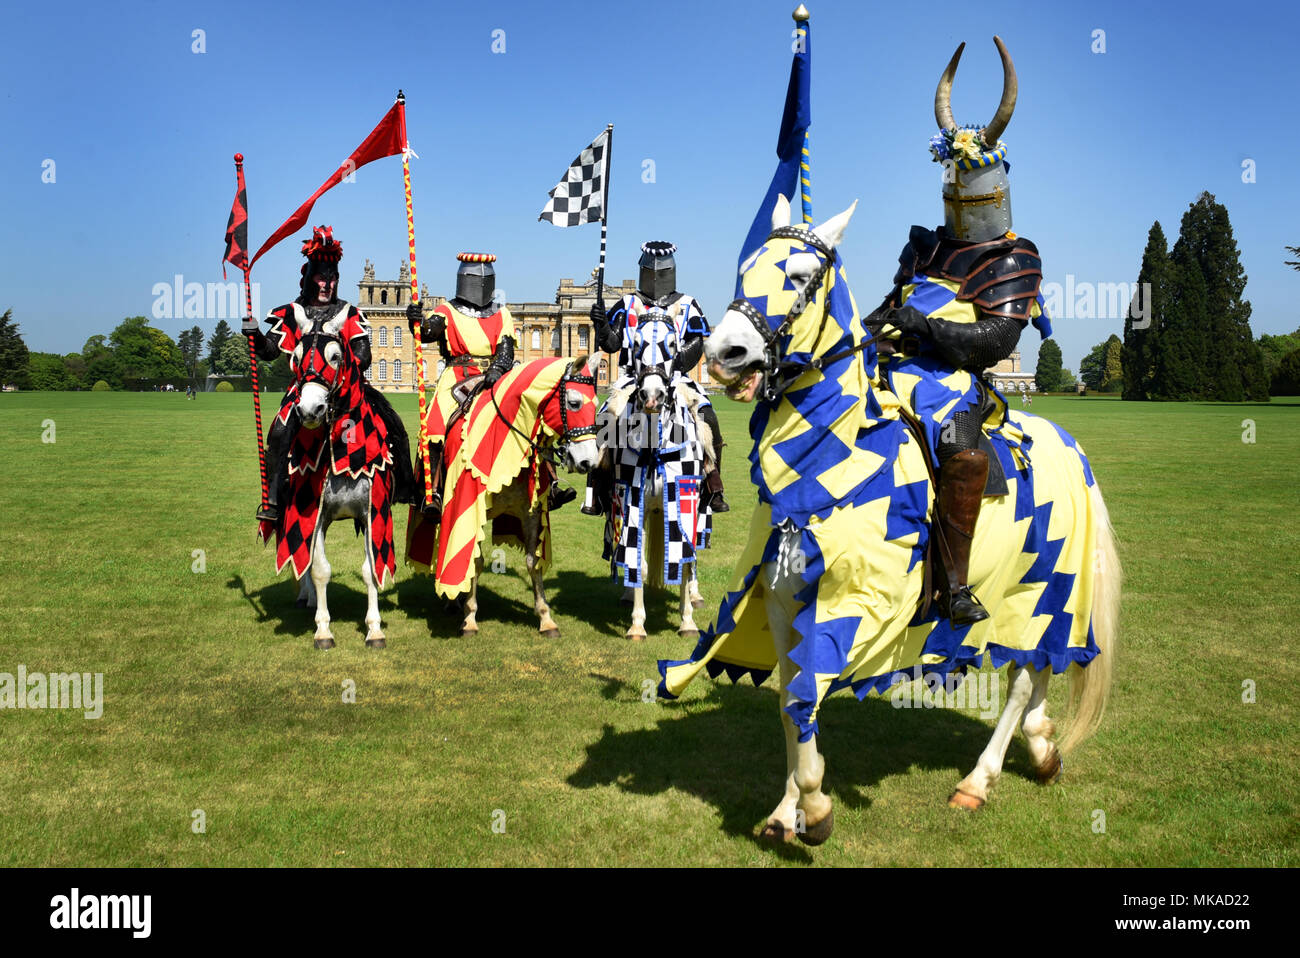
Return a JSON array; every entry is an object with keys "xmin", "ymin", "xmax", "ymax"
[{"xmin": 538, "ymin": 129, "xmax": 609, "ymax": 227}]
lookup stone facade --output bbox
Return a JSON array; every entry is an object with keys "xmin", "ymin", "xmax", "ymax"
[
  {"xmin": 986, "ymin": 350, "xmax": 1036, "ymax": 393},
  {"xmin": 358, "ymin": 264, "xmax": 712, "ymax": 393}
]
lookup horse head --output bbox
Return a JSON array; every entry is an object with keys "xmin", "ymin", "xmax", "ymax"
[
  {"xmin": 706, "ymin": 194, "xmax": 860, "ymax": 404},
  {"xmin": 631, "ymin": 309, "xmax": 678, "ymax": 417},
  {"xmin": 292, "ymin": 326, "xmax": 353, "ymax": 429},
  {"xmin": 536, "ymin": 353, "xmax": 600, "ymax": 473}
]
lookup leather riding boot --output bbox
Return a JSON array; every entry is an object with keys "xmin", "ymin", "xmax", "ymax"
[
  {"xmin": 421, "ymin": 442, "xmax": 445, "ymax": 521},
  {"xmin": 256, "ymin": 421, "xmax": 288, "ymax": 522},
  {"xmin": 937, "ymin": 448, "xmax": 989, "ymax": 627},
  {"xmin": 544, "ymin": 461, "xmax": 576, "ymax": 510},
  {"xmin": 704, "ymin": 468, "xmax": 729, "ymax": 513},
  {"xmin": 581, "ymin": 467, "xmax": 612, "ymax": 516}
]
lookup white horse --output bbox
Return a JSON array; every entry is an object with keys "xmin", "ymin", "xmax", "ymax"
[
  {"xmin": 672, "ymin": 195, "xmax": 1120, "ymax": 845},
  {"xmin": 599, "ymin": 316, "xmax": 714, "ymax": 641}
]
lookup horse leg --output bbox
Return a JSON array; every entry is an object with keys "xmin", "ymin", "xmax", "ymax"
[
  {"xmin": 677, "ymin": 573, "xmax": 699, "ymax": 640},
  {"xmin": 296, "ymin": 573, "xmax": 316, "ymax": 609},
  {"xmin": 620, "ymin": 586, "xmax": 634, "ymax": 607},
  {"xmin": 761, "ymin": 568, "xmax": 834, "ymax": 845},
  {"xmin": 1020, "ymin": 666, "xmax": 1062, "ymax": 783},
  {"xmin": 688, "ymin": 566, "xmax": 704, "ymax": 609},
  {"xmin": 360, "ymin": 531, "xmax": 386, "ymax": 650},
  {"xmin": 528, "ymin": 552, "xmax": 560, "ymax": 639},
  {"xmin": 460, "ymin": 557, "xmax": 481, "ymax": 637},
  {"xmin": 310, "ymin": 520, "xmax": 335, "ymax": 650},
  {"xmin": 950, "ymin": 666, "xmax": 1034, "ymax": 809},
  {"xmin": 626, "ymin": 583, "xmax": 647, "ymax": 641}
]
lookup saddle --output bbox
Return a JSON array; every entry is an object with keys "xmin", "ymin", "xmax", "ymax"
[{"xmin": 447, "ymin": 373, "xmax": 487, "ymax": 435}]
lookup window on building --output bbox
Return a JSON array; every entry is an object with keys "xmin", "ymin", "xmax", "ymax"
[
  {"xmin": 378, "ymin": 326, "xmax": 388, "ymax": 347},
  {"xmin": 531, "ymin": 329, "xmax": 541, "ymax": 350},
  {"xmin": 394, "ymin": 325, "xmax": 402, "ymax": 347},
  {"xmin": 377, "ymin": 359, "xmax": 387, "ymax": 381},
  {"xmin": 578, "ymin": 327, "xmax": 589, "ymax": 350},
  {"xmin": 364, "ymin": 365, "xmax": 372, "ymax": 381},
  {"xmin": 393, "ymin": 359, "xmax": 402, "ymax": 382},
  {"xmin": 550, "ymin": 330, "xmax": 560, "ymax": 351}
]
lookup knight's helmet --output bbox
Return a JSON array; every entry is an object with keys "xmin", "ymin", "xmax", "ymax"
[
  {"xmin": 455, "ymin": 252, "xmax": 497, "ymax": 309},
  {"xmin": 638, "ymin": 241, "xmax": 677, "ymax": 302},
  {"xmin": 299, "ymin": 225, "xmax": 343, "ymax": 302},
  {"xmin": 930, "ymin": 37, "xmax": 1018, "ymax": 243}
]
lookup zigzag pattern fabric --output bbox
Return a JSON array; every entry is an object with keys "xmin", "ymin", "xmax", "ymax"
[{"xmin": 659, "ymin": 234, "xmax": 1102, "ymax": 742}]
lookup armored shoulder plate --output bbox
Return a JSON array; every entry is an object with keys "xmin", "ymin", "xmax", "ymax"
[{"xmin": 933, "ymin": 236, "xmax": 1043, "ymax": 321}]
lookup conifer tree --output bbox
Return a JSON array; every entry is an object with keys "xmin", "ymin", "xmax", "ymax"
[{"xmin": 1123, "ymin": 223, "xmax": 1170, "ymax": 400}]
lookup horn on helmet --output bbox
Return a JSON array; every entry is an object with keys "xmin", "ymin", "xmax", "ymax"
[
  {"xmin": 981, "ymin": 36, "xmax": 1018, "ymax": 145},
  {"xmin": 933, "ymin": 41, "xmax": 964, "ymax": 131}
]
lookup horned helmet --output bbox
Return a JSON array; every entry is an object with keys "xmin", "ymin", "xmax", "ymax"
[{"xmin": 930, "ymin": 37, "xmax": 1018, "ymax": 243}]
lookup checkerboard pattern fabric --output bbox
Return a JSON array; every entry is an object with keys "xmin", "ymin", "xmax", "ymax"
[{"xmin": 538, "ymin": 130, "xmax": 608, "ymax": 227}]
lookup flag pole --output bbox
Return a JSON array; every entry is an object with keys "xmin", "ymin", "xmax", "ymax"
[
  {"xmin": 399, "ymin": 91, "xmax": 434, "ymax": 511},
  {"xmin": 235, "ymin": 152, "xmax": 269, "ymax": 514},
  {"xmin": 594, "ymin": 123, "xmax": 613, "ymax": 332},
  {"xmin": 794, "ymin": 6, "xmax": 812, "ymax": 224}
]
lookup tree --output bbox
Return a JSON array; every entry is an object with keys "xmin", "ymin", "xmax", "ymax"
[
  {"xmin": 1080, "ymin": 341, "xmax": 1107, "ymax": 391},
  {"xmin": 1258, "ymin": 328, "xmax": 1300, "ymax": 382},
  {"xmin": 109, "ymin": 316, "xmax": 185, "ymax": 384},
  {"xmin": 25, "ymin": 352, "xmax": 71, "ymax": 390},
  {"xmin": 1101, "ymin": 335, "xmax": 1123, "ymax": 392},
  {"xmin": 1153, "ymin": 260, "xmax": 1208, "ymax": 401},
  {"xmin": 259, "ymin": 355, "xmax": 292, "ymax": 393},
  {"xmin": 1170, "ymin": 192, "xmax": 1266, "ymax": 401},
  {"xmin": 1035, "ymin": 339, "xmax": 1066, "ymax": 392},
  {"xmin": 1286, "ymin": 246, "xmax": 1300, "ymax": 271},
  {"xmin": 82, "ymin": 334, "xmax": 122, "ymax": 390},
  {"xmin": 178, "ymin": 325, "xmax": 206, "ymax": 383},
  {"xmin": 218, "ymin": 336, "xmax": 251, "ymax": 377},
  {"xmin": 62, "ymin": 353, "xmax": 88, "ymax": 389},
  {"xmin": 208, "ymin": 320, "xmax": 234, "ymax": 374},
  {"xmin": 0, "ymin": 309, "xmax": 30, "ymax": 389},
  {"xmin": 1272, "ymin": 348, "xmax": 1300, "ymax": 395},
  {"xmin": 1123, "ymin": 222, "xmax": 1171, "ymax": 401}
]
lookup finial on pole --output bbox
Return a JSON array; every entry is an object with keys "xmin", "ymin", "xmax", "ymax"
[
  {"xmin": 234, "ymin": 153, "xmax": 243, "ymax": 164},
  {"xmin": 396, "ymin": 89, "xmax": 405, "ymax": 103},
  {"xmin": 792, "ymin": 4, "xmax": 810, "ymax": 21}
]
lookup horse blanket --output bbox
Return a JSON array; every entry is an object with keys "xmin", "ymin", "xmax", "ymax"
[{"xmin": 659, "ymin": 237, "xmax": 1102, "ymax": 742}]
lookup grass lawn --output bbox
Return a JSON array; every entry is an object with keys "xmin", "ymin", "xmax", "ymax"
[{"xmin": 0, "ymin": 390, "xmax": 1296, "ymax": 866}]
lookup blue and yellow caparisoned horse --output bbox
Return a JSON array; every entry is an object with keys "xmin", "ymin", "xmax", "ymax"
[{"xmin": 659, "ymin": 195, "xmax": 1120, "ymax": 846}]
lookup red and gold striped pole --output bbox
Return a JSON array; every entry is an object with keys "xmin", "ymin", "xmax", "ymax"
[
  {"xmin": 398, "ymin": 92, "xmax": 434, "ymax": 511},
  {"xmin": 235, "ymin": 153, "xmax": 269, "ymax": 515}
]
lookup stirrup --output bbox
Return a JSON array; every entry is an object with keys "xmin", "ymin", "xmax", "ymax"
[
  {"xmin": 256, "ymin": 504, "xmax": 279, "ymax": 522},
  {"xmin": 948, "ymin": 586, "xmax": 989, "ymax": 627}
]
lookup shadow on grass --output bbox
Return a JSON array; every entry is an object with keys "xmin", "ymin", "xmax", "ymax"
[
  {"xmin": 568, "ymin": 679, "xmax": 1027, "ymax": 855},
  {"xmin": 550, "ymin": 569, "xmax": 695, "ymax": 638}
]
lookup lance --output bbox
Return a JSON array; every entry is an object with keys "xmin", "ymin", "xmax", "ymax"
[
  {"xmin": 232, "ymin": 153, "xmax": 269, "ymax": 516},
  {"xmin": 398, "ymin": 91, "xmax": 434, "ymax": 511},
  {"xmin": 594, "ymin": 123, "xmax": 614, "ymax": 325}
]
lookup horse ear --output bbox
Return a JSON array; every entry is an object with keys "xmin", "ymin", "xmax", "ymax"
[
  {"xmin": 771, "ymin": 193, "xmax": 791, "ymax": 231},
  {"xmin": 583, "ymin": 353, "xmax": 599, "ymax": 379},
  {"xmin": 812, "ymin": 199, "xmax": 858, "ymax": 250}
]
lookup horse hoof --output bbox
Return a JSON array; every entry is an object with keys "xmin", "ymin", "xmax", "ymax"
[
  {"xmin": 296, "ymin": 597, "xmax": 309, "ymax": 609},
  {"xmin": 541, "ymin": 628, "xmax": 561, "ymax": 639},
  {"xmin": 625, "ymin": 631, "xmax": 646, "ymax": 642},
  {"xmin": 619, "ymin": 597, "xmax": 634, "ymax": 608},
  {"xmin": 460, "ymin": 629, "xmax": 478, "ymax": 639},
  {"xmin": 1034, "ymin": 750, "xmax": 1063, "ymax": 784},
  {"xmin": 691, "ymin": 597, "xmax": 705, "ymax": 609},
  {"xmin": 678, "ymin": 629, "xmax": 699, "ymax": 642},
  {"xmin": 760, "ymin": 821, "xmax": 794, "ymax": 844},
  {"xmin": 365, "ymin": 637, "xmax": 386, "ymax": 650},
  {"xmin": 797, "ymin": 809, "xmax": 834, "ymax": 846},
  {"xmin": 314, "ymin": 637, "xmax": 335, "ymax": 650},
  {"xmin": 948, "ymin": 789, "xmax": 985, "ymax": 811}
]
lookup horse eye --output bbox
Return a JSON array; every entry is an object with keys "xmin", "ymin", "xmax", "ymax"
[{"xmin": 325, "ymin": 343, "xmax": 342, "ymax": 366}]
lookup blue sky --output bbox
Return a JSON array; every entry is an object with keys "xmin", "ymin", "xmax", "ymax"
[{"xmin": 2, "ymin": 0, "xmax": 1297, "ymax": 373}]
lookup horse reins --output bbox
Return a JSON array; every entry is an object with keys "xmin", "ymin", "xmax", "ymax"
[{"xmin": 487, "ymin": 362, "xmax": 597, "ymax": 466}]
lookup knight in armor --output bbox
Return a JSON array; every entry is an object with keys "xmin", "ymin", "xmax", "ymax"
[
  {"xmin": 406, "ymin": 252, "xmax": 575, "ymax": 521},
  {"xmin": 868, "ymin": 38, "xmax": 1051, "ymax": 627},
  {"xmin": 583, "ymin": 241, "xmax": 730, "ymax": 516},
  {"xmin": 244, "ymin": 225, "xmax": 416, "ymax": 522}
]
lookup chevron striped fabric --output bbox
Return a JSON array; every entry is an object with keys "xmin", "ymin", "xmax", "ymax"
[
  {"xmin": 405, "ymin": 357, "xmax": 596, "ymax": 599},
  {"xmin": 659, "ymin": 233, "xmax": 1102, "ymax": 742}
]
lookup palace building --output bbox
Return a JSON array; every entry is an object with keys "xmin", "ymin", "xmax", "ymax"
[
  {"xmin": 986, "ymin": 350, "xmax": 1036, "ymax": 393},
  {"xmin": 359, "ymin": 261, "xmax": 712, "ymax": 393}
]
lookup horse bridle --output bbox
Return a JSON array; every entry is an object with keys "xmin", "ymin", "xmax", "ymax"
[
  {"xmin": 727, "ymin": 226, "xmax": 891, "ymax": 404},
  {"xmin": 487, "ymin": 361, "xmax": 598, "ymax": 466},
  {"xmin": 294, "ymin": 327, "xmax": 349, "ymax": 425}
]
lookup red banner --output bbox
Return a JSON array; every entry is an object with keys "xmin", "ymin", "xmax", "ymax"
[{"xmin": 249, "ymin": 101, "xmax": 407, "ymax": 268}]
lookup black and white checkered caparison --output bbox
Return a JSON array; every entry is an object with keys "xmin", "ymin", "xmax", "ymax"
[{"xmin": 538, "ymin": 130, "xmax": 608, "ymax": 227}]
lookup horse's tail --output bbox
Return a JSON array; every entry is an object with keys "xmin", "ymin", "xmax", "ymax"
[
  {"xmin": 646, "ymin": 506, "xmax": 665, "ymax": 591},
  {"xmin": 1059, "ymin": 480, "xmax": 1121, "ymax": 756}
]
